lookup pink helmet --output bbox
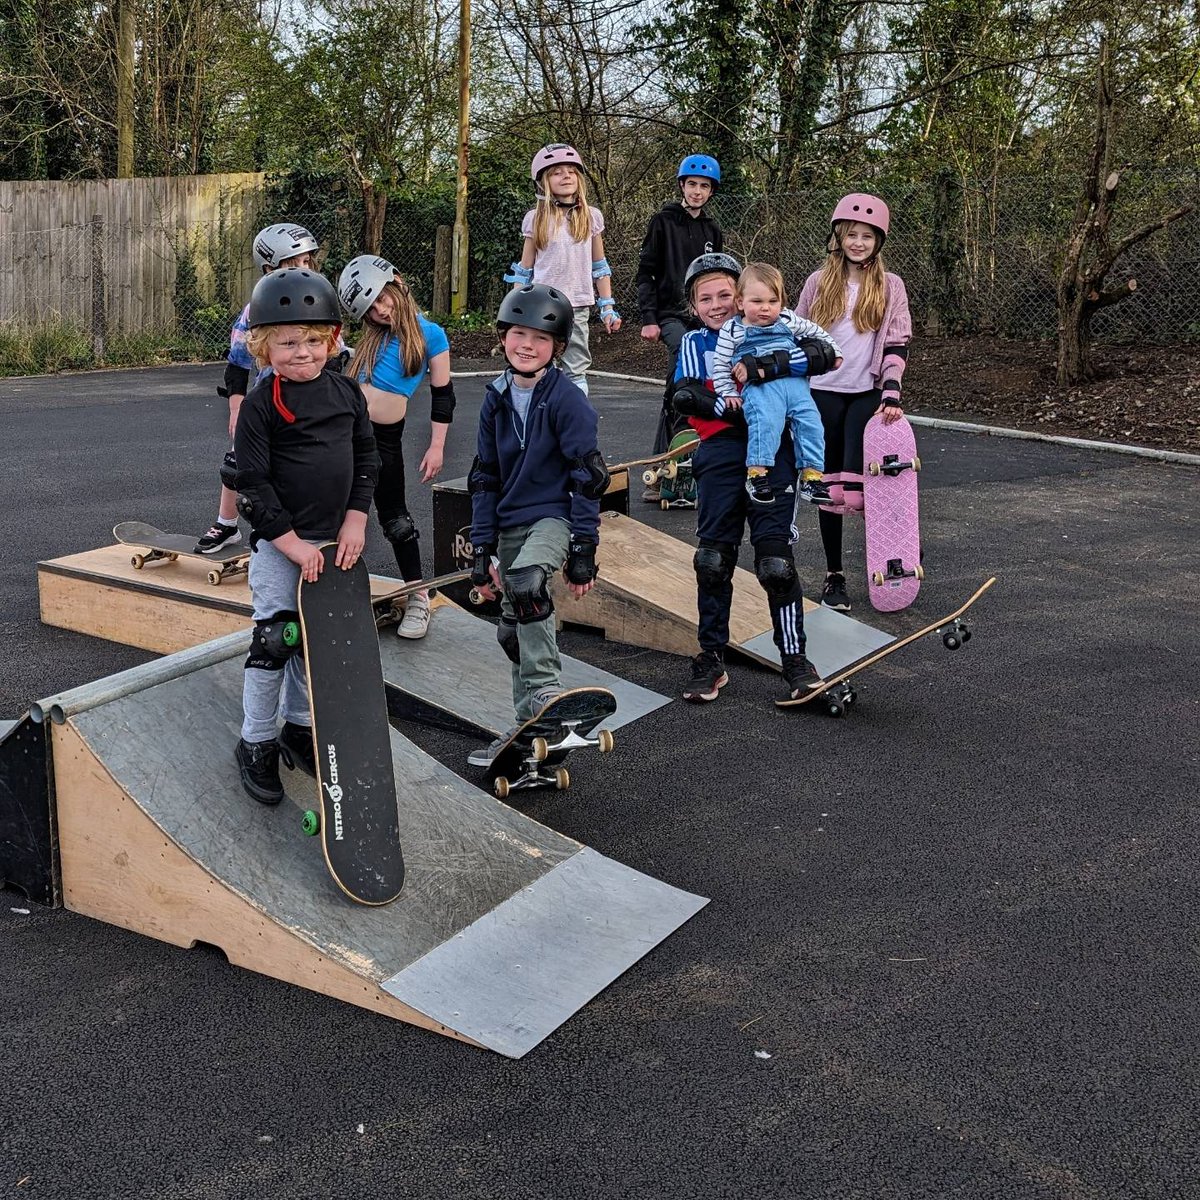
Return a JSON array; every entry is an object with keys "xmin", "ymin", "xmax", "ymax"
[
  {"xmin": 531, "ymin": 143, "xmax": 583, "ymax": 183},
  {"xmin": 831, "ymin": 193, "xmax": 890, "ymax": 242}
]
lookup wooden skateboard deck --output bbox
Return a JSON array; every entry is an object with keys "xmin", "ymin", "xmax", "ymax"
[
  {"xmin": 479, "ymin": 687, "xmax": 617, "ymax": 800},
  {"xmin": 862, "ymin": 414, "xmax": 922, "ymax": 611},
  {"xmin": 297, "ymin": 543, "xmax": 404, "ymax": 905},
  {"xmin": 608, "ymin": 432, "xmax": 701, "ymax": 475},
  {"xmin": 113, "ymin": 521, "xmax": 248, "ymax": 586},
  {"xmin": 777, "ymin": 577, "xmax": 995, "ymax": 715},
  {"xmin": 370, "ymin": 568, "xmax": 489, "ymax": 629}
]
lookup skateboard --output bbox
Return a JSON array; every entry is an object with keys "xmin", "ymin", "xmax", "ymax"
[
  {"xmin": 113, "ymin": 521, "xmax": 249, "ymax": 586},
  {"xmin": 296, "ymin": 543, "xmax": 404, "ymax": 905},
  {"xmin": 371, "ymin": 568, "xmax": 488, "ymax": 629},
  {"xmin": 641, "ymin": 430, "xmax": 700, "ymax": 509},
  {"xmin": 776, "ymin": 576, "xmax": 995, "ymax": 716},
  {"xmin": 862, "ymin": 414, "xmax": 923, "ymax": 612},
  {"xmin": 477, "ymin": 687, "xmax": 617, "ymax": 800},
  {"xmin": 608, "ymin": 432, "xmax": 701, "ymax": 475}
]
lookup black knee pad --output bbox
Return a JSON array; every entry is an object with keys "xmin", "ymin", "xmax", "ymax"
[
  {"xmin": 496, "ymin": 616, "xmax": 520, "ymax": 664},
  {"xmin": 506, "ymin": 564, "xmax": 553, "ymax": 624},
  {"xmin": 382, "ymin": 512, "xmax": 418, "ymax": 547},
  {"xmin": 694, "ymin": 543, "xmax": 737, "ymax": 591},
  {"xmin": 219, "ymin": 450, "xmax": 238, "ymax": 490},
  {"xmin": 755, "ymin": 551, "xmax": 799, "ymax": 600},
  {"xmin": 246, "ymin": 611, "xmax": 301, "ymax": 671}
]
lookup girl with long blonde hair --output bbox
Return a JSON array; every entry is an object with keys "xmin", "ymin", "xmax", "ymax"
[
  {"xmin": 794, "ymin": 193, "xmax": 913, "ymax": 613},
  {"xmin": 505, "ymin": 143, "xmax": 621, "ymax": 394}
]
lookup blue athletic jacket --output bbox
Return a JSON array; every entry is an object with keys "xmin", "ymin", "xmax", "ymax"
[{"xmin": 470, "ymin": 366, "xmax": 601, "ymax": 547}]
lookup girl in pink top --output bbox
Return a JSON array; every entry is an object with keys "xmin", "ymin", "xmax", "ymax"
[
  {"xmin": 505, "ymin": 144, "xmax": 621, "ymax": 395},
  {"xmin": 795, "ymin": 192, "xmax": 913, "ymax": 613}
]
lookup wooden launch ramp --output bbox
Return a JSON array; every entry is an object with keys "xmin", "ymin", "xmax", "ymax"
[{"xmin": 30, "ymin": 635, "xmax": 706, "ymax": 1058}]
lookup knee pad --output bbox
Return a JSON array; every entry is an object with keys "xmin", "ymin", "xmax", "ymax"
[
  {"xmin": 382, "ymin": 512, "xmax": 418, "ymax": 546},
  {"xmin": 755, "ymin": 551, "xmax": 799, "ymax": 600},
  {"xmin": 219, "ymin": 450, "xmax": 238, "ymax": 490},
  {"xmin": 246, "ymin": 611, "xmax": 301, "ymax": 671},
  {"xmin": 506, "ymin": 564, "xmax": 553, "ymax": 624},
  {"xmin": 496, "ymin": 617, "xmax": 520, "ymax": 664},
  {"xmin": 694, "ymin": 544, "xmax": 737, "ymax": 591}
]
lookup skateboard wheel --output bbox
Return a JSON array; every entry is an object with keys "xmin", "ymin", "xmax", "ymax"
[
  {"xmin": 530, "ymin": 736, "xmax": 549, "ymax": 762},
  {"xmin": 826, "ymin": 700, "xmax": 844, "ymax": 718},
  {"xmin": 282, "ymin": 621, "xmax": 302, "ymax": 648},
  {"xmin": 660, "ymin": 499, "xmax": 670, "ymax": 511},
  {"xmin": 912, "ymin": 456, "xmax": 922, "ymax": 472},
  {"xmin": 555, "ymin": 767, "xmax": 570, "ymax": 790},
  {"xmin": 207, "ymin": 569, "xmax": 222, "ymax": 586},
  {"xmin": 942, "ymin": 631, "xmax": 961, "ymax": 650},
  {"xmin": 663, "ymin": 461, "xmax": 678, "ymax": 481},
  {"xmin": 597, "ymin": 728, "xmax": 615, "ymax": 753},
  {"xmin": 915, "ymin": 564, "xmax": 925, "ymax": 581},
  {"xmin": 494, "ymin": 776, "xmax": 510, "ymax": 800},
  {"xmin": 301, "ymin": 810, "xmax": 320, "ymax": 836},
  {"xmin": 131, "ymin": 553, "xmax": 145, "ymax": 569},
  {"xmin": 168, "ymin": 553, "xmax": 179, "ymax": 562},
  {"xmin": 642, "ymin": 468, "xmax": 656, "ymax": 485},
  {"xmin": 871, "ymin": 570, "xmax": 884, "ymax": 587},
  {"xmin": 867, "ymin": 462, "xmax": 880, "ymax": 477},
  {"xmin": 961, "ymin": 627, "xmax": 972, "ymax": 643}
]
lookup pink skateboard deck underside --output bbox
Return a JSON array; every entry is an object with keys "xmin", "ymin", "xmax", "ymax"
[{"xmin": 862, "ymin": 415, "xmax": 920, "ymax": 612}]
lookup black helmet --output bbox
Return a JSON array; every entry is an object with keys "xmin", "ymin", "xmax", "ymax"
[
  {"xmin": 496, "ymin": 284, "xmax": 575, "ymax": 341},
  {"xmin": 683, "ymin": 252, "xmax": 743, "ymax": 298},
  {"xmin": 248, "ymin": 268, "xmax": 341, "ymax": 327}
]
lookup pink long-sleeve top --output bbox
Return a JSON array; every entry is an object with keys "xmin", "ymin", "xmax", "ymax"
[{"xmin": 795, "ymin": 270, "xmax": 912, "ymax": 388}]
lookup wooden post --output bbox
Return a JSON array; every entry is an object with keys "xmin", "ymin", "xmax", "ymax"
[
  {"xmin": 90, "ymin": 214, "xmax": 106, "ymax": 364},
  {"xmin": 451, "ymin": 0, "xmax": 471, "ymax": 314},
  {"xmin": 433, "ymin": 225, "xmax": 452, "ymax": 315}
]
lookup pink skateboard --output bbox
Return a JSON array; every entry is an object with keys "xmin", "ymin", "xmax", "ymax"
[{"xmin": 862, "ymin": 414, "xmax": 923, "ymax": 612}]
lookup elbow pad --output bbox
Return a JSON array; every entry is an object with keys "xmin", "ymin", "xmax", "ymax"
[
  {"xmin": 671, "ymin": 376, "xmax": 718, "ymax": 420},
  {"xmin": 429, "ymin": 381, "xmax": 456, "ymax": 423},
  {"xmin": 223, "ymin": 362, "xmax": 250, "ymax": 398},
  {"xmin": 570, "ymin": 449, "xmax": 611, "ymax": 500},
  {"xmin": 468, "ymin": 455, "xmax": 501, "ymax": 494},
  {"xmin": 591, "ymin": 258, "xmax": 613, "ymax": 280},
  {"xmin": 797, "ymin": 336, "xmax": 839, "ymax": 378}
]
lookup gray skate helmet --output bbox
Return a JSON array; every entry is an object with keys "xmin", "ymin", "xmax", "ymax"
[
  {"xmin": 496, "ymin": 284, "xmax": 575, "ymax": 341},
  {"xmin": 338, "ymin": 255, "xmax": 399, "ymax": 321},
  {"xmin": 252, "ymin": 223, "xmax": 321, "ymax": 271},
  {"xmin": 247, "ymin": 268, "xmax": 341, "ymax": 328},
  {"xmin": 683, "ymin": 252, "xmax": 743, "ymax": 298}
]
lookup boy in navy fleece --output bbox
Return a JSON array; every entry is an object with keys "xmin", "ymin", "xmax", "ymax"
[{"xmin": 466, "ymin": 284, "xmax": 610, "ymax": 765}]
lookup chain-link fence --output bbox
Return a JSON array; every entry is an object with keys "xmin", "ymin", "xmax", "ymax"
[{"xmin": 3, "ymin": 172, "xmax": 1197, "ymax": 375}]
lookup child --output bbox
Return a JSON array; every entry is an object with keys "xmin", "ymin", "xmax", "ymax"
[
  {"xmin": 232, "ymin": 268, "xmax": 378, "ymax": 804},
  {"xmin": 635, "ymin": 154, "xmax": 724, "ymax": 484},
  {"xmin": 795, "ymin": 193, "xmax": 913, "ymax": 612},
  {"xmin": 464, "ymin": 283, "xmax": 610, "ymax": 765},
  {"xmin": 710, "ymin": 263, "xmax": 841, "ymax": 507},
  {"xmin": 337, "ymin": 255, "xmax": 456, "ymax": 639},
  {"xmin": 195, "ymin": 222, "xmax": 326, "ymax": 555},
  {"xmin": 671, "ymin": 253, "xmax": 837, "ymax": 703},
  {"xmin": 505, "ymin": 144, "xmax": 620, "ymax": 395}
]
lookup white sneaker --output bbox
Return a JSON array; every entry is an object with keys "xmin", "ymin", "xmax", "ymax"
[{"xmin": 396, "ymin": 596, "xmax": 431, "ymax": 640}]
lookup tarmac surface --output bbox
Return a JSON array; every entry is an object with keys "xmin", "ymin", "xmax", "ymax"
[{"xmin": 2, "ymin": 362, "xmax": 1198, "ymax": 1199}]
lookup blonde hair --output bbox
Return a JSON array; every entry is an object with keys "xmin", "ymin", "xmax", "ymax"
[
  {"xmin": 808, "ymin": 222, "xmax": 887, "ymax": 333},
  {"xmin": 531, "ymin": 168, "xmax": 591, "ymax": 251},
  {"xmin": 354, "ymin": 277, "xmax": 427, "ymax": 381},
  {"xmin": 246, "ymin": 323, "xmax": 338, "ymax": 368},
  {"xmin": 737, "ymin": 262, "xmax": 787, "ymax": 302}
]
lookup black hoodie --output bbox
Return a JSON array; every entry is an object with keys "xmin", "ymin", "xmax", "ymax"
[{"xmin": 635, "ymin": 202, "xmax": 724, "ymax": 324}]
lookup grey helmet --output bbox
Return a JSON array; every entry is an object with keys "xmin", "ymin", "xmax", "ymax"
[
  {"xmin": 247, "ymin": 268, "xmax": 341, "ymax": 328},
  {"xmin": 496, "ymin": 284, "xmax": 575, "ymax": 341},
  {"xmin": 338, "ymin": 255, "xmax": 399, "ymax": 321},
  {"xmin": 252, "ymin": 223, "xmax": 320, "ymax": 271},
  {"xmin": 683, "ymin": 252, "xmax": 743, "ymax": 297}
]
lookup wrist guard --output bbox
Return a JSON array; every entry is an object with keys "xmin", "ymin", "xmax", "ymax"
[
  {"xmin": 798, "ymin": 336, "xmax": 839, "ymax": 377},
  {"xmin": 564, "ymin": 537, "xmax": 598, "ymax": 586},
  {"xmin": 880, "ymin": 379, "xmax": 903, "ymax": 406},
  {"xmin": 470, "ymin": 543, "xmax": 496, "ymax": 587}
]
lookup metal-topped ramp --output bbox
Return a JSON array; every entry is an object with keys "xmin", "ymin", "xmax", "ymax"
[{"xmin": 40, "ymin": 637, "xmax": 707, "ymax": 1058}]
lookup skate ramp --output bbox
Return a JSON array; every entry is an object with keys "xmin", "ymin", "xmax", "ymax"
[{"xmin": 44, "ymin": 645, "xmax": 707, "ymax": 1057}]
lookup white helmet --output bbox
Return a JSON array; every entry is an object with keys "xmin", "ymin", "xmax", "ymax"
[
  {"xmin": 252, "ymin": 223, "xmax": 320, "ymax": 271},
  {"xmin": 338, "ymin": 255, "xmax": 399, "ymax": 320}
]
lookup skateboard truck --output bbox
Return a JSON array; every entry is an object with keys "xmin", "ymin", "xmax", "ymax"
[
  {"xmin": 868, "ymin": 453, "xmax": 922, "ymax": 478},
  {"xmin": 938, "ymin": 616, "xmax": 973, "ymax": 651},
  {"xmin": 492, "ymin": 721, "xmax": 615, "ymax": 800},
  {"xmin": 872, "ymin": 558, "xmax": 926, "ymax": 587}
]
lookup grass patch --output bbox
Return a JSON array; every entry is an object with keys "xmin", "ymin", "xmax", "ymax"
[{"xmin": 0, "ymin": 322, "xmax": 228, "ymax": 377}]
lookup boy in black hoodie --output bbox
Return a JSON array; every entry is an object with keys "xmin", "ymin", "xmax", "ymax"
[{"xmin": 635, "ymin": 154, "xmax": 724, "ymax": 486}]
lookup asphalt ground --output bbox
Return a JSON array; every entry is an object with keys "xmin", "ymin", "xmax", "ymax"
[{"xmin": 2, "ymin": 363, "xmax": 1198, "ymax": 1199}]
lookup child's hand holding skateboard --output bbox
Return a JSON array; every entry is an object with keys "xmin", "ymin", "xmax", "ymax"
[
  {"xmin": 334, "ymin": 511, "xmax": 368, "ymax": 569},
  {"xmin": 275, "ymin": 532, "xmax": 325, "ymax": 583}
]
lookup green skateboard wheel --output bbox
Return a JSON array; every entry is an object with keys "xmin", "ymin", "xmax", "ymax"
[
  {"xmin": 301, "ymin": 810, "xmax": 321, "ymax": 836},
  {"xmin": 283, "ymin": 621, "xmax": 302, "ymax": 648}
]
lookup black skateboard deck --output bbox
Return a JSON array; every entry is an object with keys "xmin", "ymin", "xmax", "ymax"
[
  {"xmin": 776, "ymin": 577, "xmax": 996, "ymax": 716},
  {"xmin": 479, "ymin": 687, "xmax": 617, "ymax": 800},
  {"xmin": 297, "ymin": 543, "xmax": 404, "ymax": 904},
  {"xmin": 113, "ymin": 521, "xmax": 248, "ymax": 585}
]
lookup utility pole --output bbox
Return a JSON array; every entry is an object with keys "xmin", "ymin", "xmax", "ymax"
[{"xmin": 451, "ymin": 0, "xmax": 471, "ymax": 314}]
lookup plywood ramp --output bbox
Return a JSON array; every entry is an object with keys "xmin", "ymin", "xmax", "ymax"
[{"xmin": 51, "ymin": 653, "xmax": 705, "ymax": 1057}]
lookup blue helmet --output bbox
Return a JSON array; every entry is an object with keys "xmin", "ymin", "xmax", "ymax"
[{"xmin": 678, "ymin": 155, "xmax": 721, "ymax": 187}]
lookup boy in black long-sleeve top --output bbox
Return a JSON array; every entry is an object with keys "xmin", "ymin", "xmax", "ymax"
[{"xmin": 233, "ymin": 268, "xmax": 379, "ymax": 804}]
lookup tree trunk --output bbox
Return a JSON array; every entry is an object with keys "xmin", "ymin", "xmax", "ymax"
[{"xmin": 362, "ymin": 184, "xmax": 388, "ymax": 255}]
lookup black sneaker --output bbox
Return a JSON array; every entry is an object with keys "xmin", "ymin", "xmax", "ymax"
[
  {"xmin": 235, "ymin": 738, "xmax": 284, "ymax": 805},
  {"xmin": 745, "ymin": 475, "xmax": 775, "ymax": 505},
  {"xmin": 821, "ymin": 572, "xmax": 851, "ymax": 612},
  {"xmin": 780, "ymin": 653, "xmax": 824, "ymax": 699},
  {"xmin": 682, "ymin": 649, "xmax": 729, "ymax": 702},
  {"xmin": 278, "ymin": 721, "xmax": 316, "ymax": 777},
  {"xmin": 797, "ymin": 478, "xmax": 832, "ymax": 505},
  {"xmin": 195, "ymin": 522, "xmax": 242, "ymax": 554}
]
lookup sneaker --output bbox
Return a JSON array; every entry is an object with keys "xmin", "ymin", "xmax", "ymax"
[
  {"xmin": 195, "ymin": 522, "xmax": 242, "ymax": 554},
  {"xmin": 797, "ymin": 479, "xmax": 833, "ymax": 505},
  {"xmin": 642, "ymin": 484, "xmax": 662, "ymax": 503},
  {"xmin": 745, "ymin": 474, "xmax": 775, "ymax": 505},
  {"xmin": 397, "ymin": 595, "xmax": 431, "ymax": 640},
  {"xmin": 278, "ymin": 721, "xmax": 316, "ymax": 777},
  {"xmin": 467, "ymin": 725, "xmax": 521, "ymax": 768},
  {"xmin": 235, "ymin": 738, "xmax": 284, "ymax": 805},
  {"xmin": 820, "ymin": 572, "xmax": 851, "ymax": 612},
  {"xmin": 682, "ymin": 649, "xmax": 729, "ymax": 703},
  {"xmin": 530, "ymin": 686, "xmax": 564, "ymax": 715},
  {"xmin": 780, "ymin": 654, "xmax": 824, "ymax": 700}
]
